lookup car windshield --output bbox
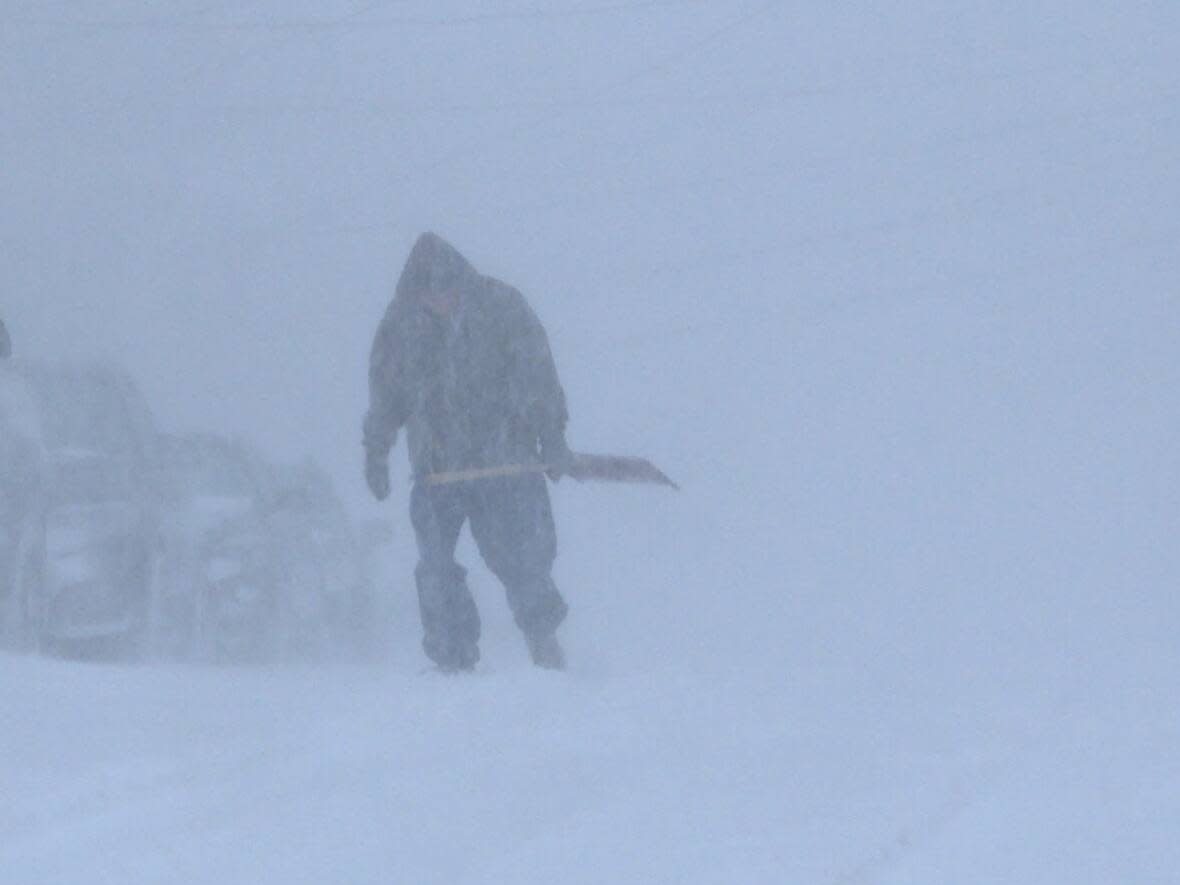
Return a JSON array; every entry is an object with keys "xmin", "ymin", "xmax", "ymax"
[
  {"xmin": 29, "ymin": 368, "xmax": 144, "ymax": 457},
  {"xmin": 47, "ymin": 453, "xmax": 134, "ymax": 507},
  {"xmin": 169, "ymin": 447, "xmax": 257, "ymax": 502}
]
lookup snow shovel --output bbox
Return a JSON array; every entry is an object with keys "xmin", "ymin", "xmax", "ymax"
[{"xmin": 423, "ymin": 453, "xmax": 679, "ymax": 490}]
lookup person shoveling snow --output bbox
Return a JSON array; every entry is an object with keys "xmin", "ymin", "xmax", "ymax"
[{"xmin": 363, "ymin": 233, "xmax": 674, "ymax": 672}]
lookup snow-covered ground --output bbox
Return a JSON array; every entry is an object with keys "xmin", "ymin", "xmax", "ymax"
[
  {"xmin": 3, "ymin": 1, "xmax": 1179, "ymax": 882},
  {"xmin": 2, "ymin": 628, "xmax": 1177, "ymax": 883}
]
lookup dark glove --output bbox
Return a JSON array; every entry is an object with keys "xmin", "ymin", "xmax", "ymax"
[
  {"xmin": 540, "ymin": 433, "xmax": 578, "ymax": 483},
  {"xmin": 365, "ymin": 450, "xmax": 391, "ymax": 501}
]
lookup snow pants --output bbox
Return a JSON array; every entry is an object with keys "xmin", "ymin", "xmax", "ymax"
[{"xmin": 409, "ymin": 473, "xmax": 567, "ymax": 668}]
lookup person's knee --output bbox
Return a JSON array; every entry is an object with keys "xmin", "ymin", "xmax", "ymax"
[
  {"xmin": 506, "ymin": 575, "xmax": 567, "ymax": 637},
  {"xmin": 479, "ymin": 529, "xmax": 556, "ymax": 585},
  {"xmin": 415, "ymin": 561, "xmax": 464, "ymax": 597}
]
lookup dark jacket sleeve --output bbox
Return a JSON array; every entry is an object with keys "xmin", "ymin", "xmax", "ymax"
[
  {"xmin": 363, "ymin": 304, "xmax": 411, "ymax": 459},
  {"xmin": 504, "ymin": 290, "xmax": 569, "ymax": 448}
]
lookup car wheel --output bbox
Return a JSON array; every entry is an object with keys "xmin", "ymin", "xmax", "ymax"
[{"xmin": 2, "ymin": 518, "xmax": 46, "ymax": 652}]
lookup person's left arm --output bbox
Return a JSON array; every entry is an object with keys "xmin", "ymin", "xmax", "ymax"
[{"xmin": 505, "ymin": 291, "xmax": 574, "ymax": 476}]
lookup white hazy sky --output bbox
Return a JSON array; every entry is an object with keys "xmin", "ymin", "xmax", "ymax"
[{"xmin": 5, "ymin": 1, "xmax": 1172, "ymax": 511}]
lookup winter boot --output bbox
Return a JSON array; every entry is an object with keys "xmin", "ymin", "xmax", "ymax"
[
  {"xmin": 424, "ymin": 635, "xmax": 480, "ymax": 673},
  {"xmin": 526, "ymin": 632, "xmax": 565, "ymax": 670}
]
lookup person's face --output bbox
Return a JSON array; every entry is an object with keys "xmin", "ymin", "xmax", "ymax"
[{"xmin": 422, "ymin": 288, "xmax": 459, "ymax": 319}]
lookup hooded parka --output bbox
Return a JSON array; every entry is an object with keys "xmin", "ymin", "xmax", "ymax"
[{"xmin": 363, "ymin": 234, "xmax": 571, "ymax": 669}]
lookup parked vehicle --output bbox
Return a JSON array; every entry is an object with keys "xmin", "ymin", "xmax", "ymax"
[
  {"xmin": 1, "ymin": 362, "xmax": 384, "ymax": 664},
  {"xmin": 0, "ymin": 363, "xmax": 45, "ymax": 650},
  {"xmin": 0, "ymin": 360, "xmax": 159, "ymax": 655},
  {"xmin": 155, "ymin": 436, "xmax": 380, "ymax": 662},
  {"xmin": 154, "ymin": 433, "xmax": 281, "ymax": 662},
  {"xmin": 262, "ymin": 461, "xmax": 385, "ymax": 659}
]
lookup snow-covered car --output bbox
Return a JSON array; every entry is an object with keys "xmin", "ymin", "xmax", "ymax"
[
  {"xmin": 0, "ymin": 360, "xmax": 159, "ymax": 654},
  {"xmin": 0, "ymin": 364, "xmax": 45, "ymax": 649},
  {"xmin": 153, "ymin": 433, "xmax": 282, "ymax": 662},
  {"xmin": 154, "ymin": 436, "xmax": 379, "ymax": 662},
  {"xmin": 262, "ymin": 462, "xmax": 385, "ymax": 659}
]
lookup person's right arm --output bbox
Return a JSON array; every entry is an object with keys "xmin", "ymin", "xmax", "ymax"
[{"xmin": 363, "ymin": 305, "xmax": 410, "ymax": 500}]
